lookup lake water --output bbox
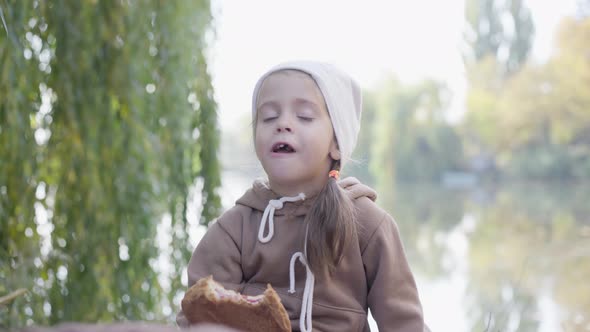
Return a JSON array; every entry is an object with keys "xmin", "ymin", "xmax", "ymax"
[{"xmin": 2, "ymin": 170, "xmax": 589, "ymax": 331}]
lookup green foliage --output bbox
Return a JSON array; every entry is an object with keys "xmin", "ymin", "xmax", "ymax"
[
  {"xmin": 354, "ymin": 77, "xmax": 464, "ymax": 190},
  {"xmin": 463, "ymin": 3, "xmax": 590, "ymax": 179},
  {"xmin": 469, "ymin": 17, "xmax": 590, "ymax": 179},
  {"xmin": 506, "ymin": 145, "xmax": 574, "ymax": 179},
  {"xmin": 462, "ymin": 0, "xmax": 533, "ymax": 171},
  {"xmin": 462, "ymin": 0, "xmax": 534, "ymax": 165},
  {"xmin": 0, "ymin": 0, "xmax": 220, "ymax": 328},
  {"xmin": 462, "ymin": 57, "xmax": 504, "ymax": 158},
  {"xmin": 464, "ymin": 0, "xmax": 534, "ymax": 76},
  {"xmin": 464, "ymin": 0, "xmax": 504, "ymax": 62},
  {"xmin": 353, "ymin": 2, "xmax": 587, "ymax": 184},
  {"xmin": 394, "ymin": 123, "xmax": 464, "ymax": 182}
]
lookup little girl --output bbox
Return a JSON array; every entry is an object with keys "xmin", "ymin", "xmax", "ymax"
[{"xmin": 177, "ymin": 61, "xmax": 425, "ymax": 331}]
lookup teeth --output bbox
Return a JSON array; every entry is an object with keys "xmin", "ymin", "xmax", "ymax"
[{"xmin": 273, "ymin": 143, "xmax": 294, "ymax": 152}]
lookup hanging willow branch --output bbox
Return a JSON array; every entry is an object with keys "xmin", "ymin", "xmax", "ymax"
[
  {"xmin": 1, "ymin": 0, "xmax": 221, "ymax": 326},
  {"xmin": 0, "ymin": 5, "xmax": 8, "ymax": 33},
  {"xmin": 0, "ymin": 289, "xmax": 28, "ymax": 306}
]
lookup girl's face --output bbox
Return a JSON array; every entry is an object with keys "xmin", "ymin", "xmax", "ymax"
[{"xmin": 254, "ymin": 70, "xmax": 340, "ymax": 196}]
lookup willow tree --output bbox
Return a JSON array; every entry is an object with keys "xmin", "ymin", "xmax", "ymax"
[{"xmin": 0, "ymin": 0, "xmax": 220, "ymax": 327}]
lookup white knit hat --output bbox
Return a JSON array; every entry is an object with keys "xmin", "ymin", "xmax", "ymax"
[{"xmin": 252, "ymin": 61, "xmax": 362, "ymax": 169}]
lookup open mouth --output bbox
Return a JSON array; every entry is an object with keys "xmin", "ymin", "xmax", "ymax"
[{"xmin": 272, "ymin": 142, "xmax": 296, "ymax": 153}]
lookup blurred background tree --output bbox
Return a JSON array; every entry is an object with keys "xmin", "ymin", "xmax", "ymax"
[
  {"xmin": 0, "ymin": 0, "xmax": 220, "ymax": 327},
  {"xmin": 463, "ymin": 3, "xmax": 590, "ymax": 180},
  {"xmin": 464, "ymin": 0, "xmax": 534, "ymax": 76},
  {"xmin": 360, "ymin": 78, "xmax": 463, "ymax": 188},
  {"xmin": 351, "ymin": 0, "xmax": 590, "ymax": 183},
  {"xmin": 461, "ymin": 0, "xmax": 534, "ymax": 176}
]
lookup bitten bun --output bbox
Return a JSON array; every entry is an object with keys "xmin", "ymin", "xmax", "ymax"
[{"xmin": 181, "ymin": 276, "xmax": 291, "ymax": 332}]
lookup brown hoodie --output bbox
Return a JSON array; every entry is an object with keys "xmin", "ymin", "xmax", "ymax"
[{"xmin": 177, "ymin": 179, "xmax": 424, "ymax": 331}]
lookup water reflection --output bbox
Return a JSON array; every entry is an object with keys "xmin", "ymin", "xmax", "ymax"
[
  {"xmin": 2, "ymin": 175, "xmax": 589, "ymax": 331},
  {"xmin": 386, "ymin": 181, "xmax": 590, "ymax": 332}
]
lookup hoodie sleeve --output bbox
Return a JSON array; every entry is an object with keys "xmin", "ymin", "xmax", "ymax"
[
  {"xmin": 362, "ymin": 211, "xmax": 424, "ymax": 332},
  {"xmin": 176, "ymin": 214, "xmax": 245, "ymax": 327}
]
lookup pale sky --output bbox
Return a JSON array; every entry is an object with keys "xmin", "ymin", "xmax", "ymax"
[{"xmin": 209, "ymin": 0, "xmax": 577, "ymax": 130}]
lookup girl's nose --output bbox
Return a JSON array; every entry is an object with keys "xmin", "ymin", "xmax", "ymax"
[
  {"xmin": 276, "ymin": 126, "xmax": 292, "ymax": 133},
  {"xmin": 276, "ymin": 114, "xmax": 293, "ymax": 132}
]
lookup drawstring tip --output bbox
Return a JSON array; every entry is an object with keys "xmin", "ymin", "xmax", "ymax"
[{"xmin": 288, "ymin": 289, "xmax": 296, "ymax": 294}]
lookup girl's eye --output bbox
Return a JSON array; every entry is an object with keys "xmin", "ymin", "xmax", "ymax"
[
  {"xmin": 298, "ymin": 116, "xmax": 313, "ymax": 122},
  {"xmin": 262, "ymin": 117, "xmax": 277, "ymax": 123}
]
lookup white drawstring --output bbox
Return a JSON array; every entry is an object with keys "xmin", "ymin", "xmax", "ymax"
[
  {"xmin": 257, "ymin": 192, "xmax": 313, "ymax": 331},
  {"xmin": 289, "ymin": 252, "xmax": 315, "ymax": 332},
  {"xmin": 257, "ymin": 193, "xmax": 305, "ymax": 243},
  {"xmin": 288, "ymin": 225, "xmax": 315, "ymax": 332}
]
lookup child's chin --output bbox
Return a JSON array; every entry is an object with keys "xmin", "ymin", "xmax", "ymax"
[
  {"xmin": 266, "ymin": 170, "xmax": 305, "ymax": 184},
  {"xmin": 268, "ymin": 174, "xmax": 300, "ymax": 185},
  {"xmin": 264, "ymin": 164, "xmax": 298, "ymax": 176}
]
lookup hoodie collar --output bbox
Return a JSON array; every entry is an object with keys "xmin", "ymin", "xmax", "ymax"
[
  {"xmin": 235, "ymin": 177, "xmax": 378, "ymax": 216},
  {"xmin": 236, "ymin": 179, "xmax": 318, "ymax": 217}
]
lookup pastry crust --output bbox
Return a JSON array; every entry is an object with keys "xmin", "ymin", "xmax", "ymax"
[{"xmin": 181, "ymin": 276, "xmax": 291, "ymax": 332}]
